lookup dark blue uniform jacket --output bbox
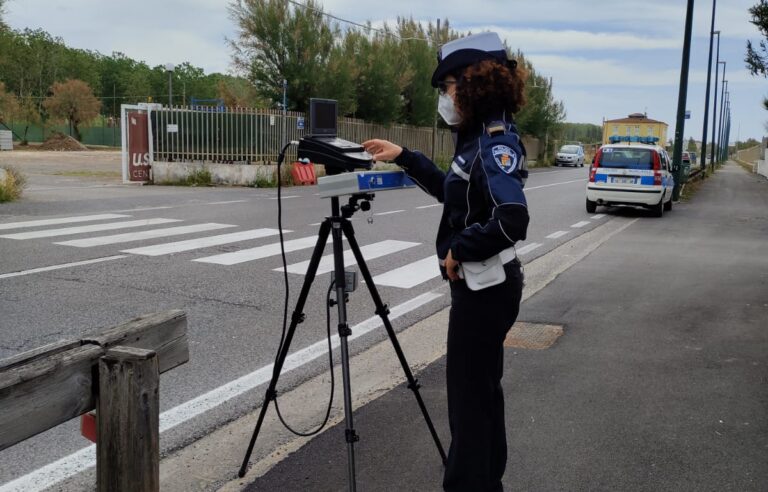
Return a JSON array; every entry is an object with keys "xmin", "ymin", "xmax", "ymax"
[{"xmin": 394, "ymin": 119, "xmax": 530, "ymax": 279}]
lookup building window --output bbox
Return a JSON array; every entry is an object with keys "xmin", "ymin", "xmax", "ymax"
[
  {"xmin": 648, "ymin": 126, "xmax": 655, "ymax": 137},
  {"xmin": 612, "ymin": 125, "xmax": 618, "ymax": 136},
  {"xmin": 635, "ymin": 125, "xmax": 640, "ymax": 136}
]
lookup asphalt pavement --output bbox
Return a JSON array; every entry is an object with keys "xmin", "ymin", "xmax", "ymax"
[{"xmin": 245, "ymin": 162, "xmax": 768, "ymax": 492}]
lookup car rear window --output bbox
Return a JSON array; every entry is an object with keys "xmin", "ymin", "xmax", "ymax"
[{"xmin": 599, "ymin": 148, "xmax": 654, "ymax": 169}]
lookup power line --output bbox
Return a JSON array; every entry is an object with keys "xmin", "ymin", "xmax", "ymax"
[{"xmin": 285, "ymin": 0, "xmax": 429, "ymax": 42}]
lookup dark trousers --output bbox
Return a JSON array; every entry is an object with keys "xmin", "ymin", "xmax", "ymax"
[{"xmin": 443, "ymin": 261, "xmax": 524, "ymax": 492}]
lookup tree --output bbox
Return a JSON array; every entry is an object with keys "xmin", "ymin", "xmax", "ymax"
[
  {"xmin": 746, "ymin": 0, "xmax": 768, "ymax": 76},
  {"xmin": 687, "ymin": 137, "xmax": 698, "ymax": 152},
  {"xmin": 0, "ymin": 81, "xmax": 19, "ymax": 124},
  {"xmin": 0, "ymin": 0, "xmax": 8, "ymax": 31},
  {"xmin": 229, "ymin": 0, "xmax": 337, "ymax": 112},
  {"xmin": 513, "ymin": 51, "xmax": 566, "ymax": 148},
  {"xmin": 43, "ymin": 79, "xmax": 100, "ymax": 141}
]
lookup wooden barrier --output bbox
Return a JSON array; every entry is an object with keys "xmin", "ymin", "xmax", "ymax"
[{"xmin": 0, "ymin": 310, "xmax": 189, "ymax": 491}]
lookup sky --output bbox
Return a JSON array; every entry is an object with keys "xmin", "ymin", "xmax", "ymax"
[{"xmin": 4, "ymin": 0, "xmax": 767, "ymax": 143}]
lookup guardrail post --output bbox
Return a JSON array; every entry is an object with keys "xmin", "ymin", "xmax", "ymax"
[{"xmin": 97, "ymin": 347, "xmax": 160, "ymax": 492}]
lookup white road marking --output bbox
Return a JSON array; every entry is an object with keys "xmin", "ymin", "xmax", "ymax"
[
  {"xmin": 525, "ymin": 178, "xmax": 587, "ymax": 191},
  {"xmin": 416, "ymin": 204, "xmax": 441, "ymax": 209},
  {"xmin": 268, "ymin": 195, "xmax": 299, "ymax": 200},
  {"xmin": 109, "ymin": 206, "xmax": 173, "ymax": 213},
  {"xmin": 0, "ymin": 214, "xmax": 130, "ymax": 231},
  {"xmin": 0, "ymin": 255, "xmax": 127, "ymax": 279},
  {"xmin": 0, "ymin": 218, "xmax": 181, "ymax": 240},
  {"xmin": 546, "ymin": 230, "xmax": 569, "ymax": 239},
  {"xmin": 121, "ymin": 229, "xmax": 285, "ymax": 256},
  {"xmin": 373, "ymin": 255, "xmax": 439, "ymax": 288},
  {"xmin": 0, "ymin": 291, "xmax": 443, "ymax": 492},
  {"xmin": 54, "ymin": 223, "xmax": 236, "ymax": 248},
  {"xmin": 278, "ymin": 240, "xmax": 419, "ymax": 275},
  {"xmin": 374, "ymin": 210, "xmax": 405, "ymax": 216},
  {"xmin": 206, "ymin": 200, "xmax": 249, "ymax": 205},
  {"xmin": 571, "ymin": 221, "xmax": 591, "ymax": 228},
  {"xmin": 516, "ymin": 243, "xmax": 543, "ymax": 255},
  {"xmin": 591, "ymin": 214, "xmax": 606, "ymax": 220},
  {"xmin": 194, "ymin": 235, "xmax": 329, "ymax": 265}
]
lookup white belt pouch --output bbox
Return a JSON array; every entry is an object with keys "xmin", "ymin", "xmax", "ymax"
[{"xmin": 457, "ymin": 247, "xmax": 516, "ymax": 291}]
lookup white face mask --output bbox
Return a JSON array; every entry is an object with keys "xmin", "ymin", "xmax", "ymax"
[{"xmin": 438, "ymin": 93, "xmax": 461, "ymax": 126}]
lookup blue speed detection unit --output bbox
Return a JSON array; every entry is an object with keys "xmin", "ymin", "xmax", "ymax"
[{"xmin": 317, "ymin": 171, "xmax": 415, "ymax": 198}]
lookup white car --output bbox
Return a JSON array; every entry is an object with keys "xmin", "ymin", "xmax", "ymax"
[
  {"xmin": 586, "ymin": 144, "xmax": 674, "ymax": 217},
  {"xmin": 555, "ymin": 145, "xmax": 584, "ymax": 167}
]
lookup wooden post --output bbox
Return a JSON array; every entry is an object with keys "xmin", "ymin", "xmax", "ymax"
[{"xmin": 97, "ymin": 347, "xmax": 160, "ymax": 492}]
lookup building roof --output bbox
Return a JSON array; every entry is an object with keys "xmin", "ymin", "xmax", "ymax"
[{"xmin": 605, "ymin": 113, "xmax": 667, "ymax": 125}]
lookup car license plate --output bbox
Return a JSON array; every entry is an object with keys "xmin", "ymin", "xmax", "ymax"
[{"xmin": 611, "ymin": 176, "xmax": 636, "ymax": 184}]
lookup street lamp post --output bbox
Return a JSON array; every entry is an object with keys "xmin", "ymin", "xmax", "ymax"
[
  {"xmin": 718, "ymin": 80, "xmax": 728, "ymax": 162},
  {"xmin": 700, "ymin": 0, "xmax": 718, "ymax": 173},
  {"xmin": 165, "ymin": 63, "xmax": 175, "ymax": 107},
  {"xmin": 710, "ymin": 56, "xmax": 724, "ymax": 171},
  {"xmin": 671, "ymin": 0, "xmax": 695, "ymax": 201}
]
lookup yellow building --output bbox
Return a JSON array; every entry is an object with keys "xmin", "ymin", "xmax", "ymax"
[{"xmin": 602, "ymin": 113, "xmax": 669, "ymax": 146}]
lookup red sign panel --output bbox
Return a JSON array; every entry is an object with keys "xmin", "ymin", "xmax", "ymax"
[{"xmin": 128, "ymin": 112, "xmax": 150, "ymax": 182}]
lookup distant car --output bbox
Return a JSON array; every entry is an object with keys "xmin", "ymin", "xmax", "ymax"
[
  {"xmin": 586, "ymin": 143, "xmax": 674, "ymax": 217},
  {"xmin": 555, "ymin": 145, "xmax": 585, "ymax": 167},
  {"xmin": 682, "ymin": 152, "xmax": 692, "ymax": 166}
]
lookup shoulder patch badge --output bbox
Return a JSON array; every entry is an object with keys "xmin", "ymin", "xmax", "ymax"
[{"xmin": 492, "ymin": 145, "xmax": 518, "ymax": 174}]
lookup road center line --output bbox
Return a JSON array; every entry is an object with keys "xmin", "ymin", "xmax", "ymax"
[
  {"xmin": 525, "ymin": 178, "xmax": 587, "ymax": 191},
  {"xmin": 374, "ymin": 210, "xmax": 405, "ymax": 216},
  {"xmin": 546, "ymin": 230, "xmax": 569, "ymax": 239},
  {"xmin": 571, "ymin": 221, "xmax": 591, "ymax": 228},
  {"xmin": 416, "ymin": 204, "xmax": 441, "ymax": 209},
  {"xmin": 0, "ymin": 255, "xmax": 128, "ymax": 279},
  {"xmin": 0, "ymin": 291, "xmax": 443, "ymax": 492}
]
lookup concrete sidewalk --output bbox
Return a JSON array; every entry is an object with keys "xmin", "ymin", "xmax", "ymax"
[{"xmin": 241, "ymin": 163, "xmax": 768, "ymax": 491}]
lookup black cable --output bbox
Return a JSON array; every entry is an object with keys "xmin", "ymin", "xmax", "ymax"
[
  {"xmin": 274, "ymin": 281, "xmax": 336, "ymax": 436},
  {"xmin": 270, "ymin": 142, "xmax": 336, "ymax": 436}
]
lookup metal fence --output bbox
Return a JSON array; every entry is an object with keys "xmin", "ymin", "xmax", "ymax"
[
  {"xmin": 150, "ymin": 106, "xmax": 456, "ymax": 165},
  {"xmin": 3, "ymin": 118, "xmax": 122, "ymax": 147}
]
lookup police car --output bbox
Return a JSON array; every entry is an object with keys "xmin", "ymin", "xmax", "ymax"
[{"xmin": 586, "ymin": 143, "xmax": 674, "ymax": 217}]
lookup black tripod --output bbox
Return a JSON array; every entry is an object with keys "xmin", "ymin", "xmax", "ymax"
[{"xmin": 238, "ymin": 192, "xmax": 447, "ymax": 490}]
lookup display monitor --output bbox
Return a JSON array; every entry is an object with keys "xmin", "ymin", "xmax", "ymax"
[{"xmin": 309, "ymin": 98, "xmax": 337, "ymax": 137}]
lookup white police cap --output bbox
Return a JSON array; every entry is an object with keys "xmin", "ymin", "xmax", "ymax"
[{"xmin": 431, "ymin": 32, "xmax": 515, "ymax": 87}]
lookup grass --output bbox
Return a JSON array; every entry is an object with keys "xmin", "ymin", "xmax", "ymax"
[
  {"xmin": 0, "ymin": 165, "xmax": 27, "ymax": 202},
  {"xmin": 185, "ymin": 168, "xmax": 212, "ymax": 186}
]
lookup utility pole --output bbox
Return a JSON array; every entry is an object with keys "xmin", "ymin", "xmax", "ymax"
[
  {"xmin": 700, "ymin": 1, "xmax": 717, "ymax": 174},
  {"xmin": 672, "ymin": 0, "xmax": 695, "ymax": 201},
  {"xmin": 431, "ymin": 18, "xmax": 441, "ymax": 162}
]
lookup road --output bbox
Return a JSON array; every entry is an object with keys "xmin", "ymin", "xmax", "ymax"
[{"xmin": 0, "ymin": 164, "xmax": 618, "ymax": 489}]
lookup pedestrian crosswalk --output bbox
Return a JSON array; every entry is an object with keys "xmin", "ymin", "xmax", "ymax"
[
  {"xmin": 0, "ymin": 211, "xmax": 558, "ymax": 290},
  {"xmin": 0, "ymin": 213, "xmax": 443, "ymax": 290}
]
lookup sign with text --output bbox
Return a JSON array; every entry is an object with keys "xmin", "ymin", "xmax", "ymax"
[
  {"xmin": 128, "ymin": 113, "xmax": 151, "ymax": 182},
  {"xmin": 167, "ymin": 124, "xmax": 179, "ymax": 133}
]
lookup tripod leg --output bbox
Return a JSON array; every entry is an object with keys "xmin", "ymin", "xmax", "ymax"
[
  {"xmin": 330, "ymin": 218, "xmax": 358, "ymax": 491},
  {"xmin": 238, "ymin": 220, "xmax": 332, "ymax": 478},
  {"xmin": 340, "ymin": 220, "xmax": 448, "ymax": 464}
]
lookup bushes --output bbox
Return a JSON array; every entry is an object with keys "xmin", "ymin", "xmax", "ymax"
[{"xmin": 0, "ymin": 165, "xmax": 26, "ymax": 202}]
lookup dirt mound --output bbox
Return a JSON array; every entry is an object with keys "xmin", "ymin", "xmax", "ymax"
[{"xmin": 38, "ymin": 132, "xmax": 89, "ymax": 151}]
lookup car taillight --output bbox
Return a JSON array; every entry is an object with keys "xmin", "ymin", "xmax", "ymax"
[
  {"xmin": 653, "ymin": 151, "xmax": 662, "ymax": 185},
  {"xmin": 589, "ymin": 150, "xmax": 601, "ymax": 182}
]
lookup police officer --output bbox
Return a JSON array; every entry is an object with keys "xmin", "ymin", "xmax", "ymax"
[{"xmin": 363, "ymin": 32, "xmax": 529, "ymax": 492}]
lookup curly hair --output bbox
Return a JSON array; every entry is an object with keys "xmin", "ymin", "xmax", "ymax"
[{"xmin": 453, "ymin": 59, "xmax": 527, "ymax": 131}]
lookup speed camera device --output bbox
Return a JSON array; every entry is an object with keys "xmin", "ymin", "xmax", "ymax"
[{"xmin": 297, "ymin": 98, "xmax": 374, "ymax": 174}]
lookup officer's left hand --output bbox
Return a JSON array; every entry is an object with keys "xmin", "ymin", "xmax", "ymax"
[{"xmin": 445, "ymin": 249, "xmax": 460, "ymax": 281}]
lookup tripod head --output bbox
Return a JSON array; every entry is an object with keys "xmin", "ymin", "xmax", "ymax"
[{"xmin": 341, "ymin": 193, "xmax": 375, "ymax": 219}]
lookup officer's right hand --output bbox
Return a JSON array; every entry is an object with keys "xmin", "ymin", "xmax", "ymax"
[{"xmin": 362, "ymin": 139, "xmax": 402, "ymax": 162}]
